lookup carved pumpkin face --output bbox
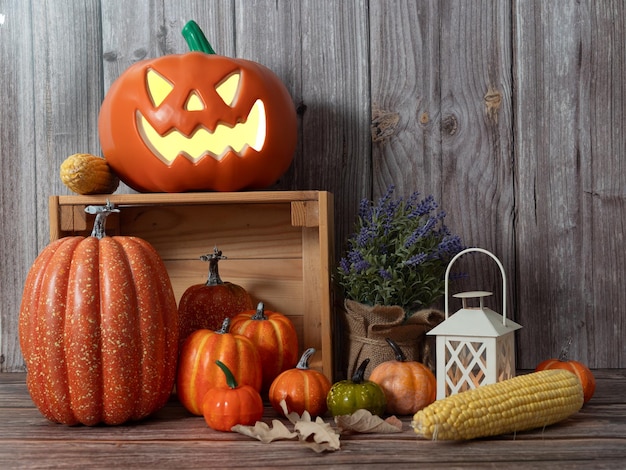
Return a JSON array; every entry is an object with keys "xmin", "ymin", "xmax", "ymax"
[{"xmin": 98, "ymin": 52, "xmax": 297, "ymax": 192}]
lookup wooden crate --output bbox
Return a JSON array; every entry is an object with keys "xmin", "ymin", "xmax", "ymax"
[{"xmin": 49, "ymin": 191, "xmax": 335, "ymax": 380}]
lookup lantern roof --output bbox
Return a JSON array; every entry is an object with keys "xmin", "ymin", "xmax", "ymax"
[{"xmin": 427, "ymin": 306, "xmax": 522, "ymax": 338}]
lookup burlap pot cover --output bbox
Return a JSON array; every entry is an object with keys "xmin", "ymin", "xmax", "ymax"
[{"xmin": 343, "ymin": 299, "xmax": 444, "ymax": 378}]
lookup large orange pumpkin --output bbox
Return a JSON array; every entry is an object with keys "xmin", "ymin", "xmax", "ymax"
[
  {"xmin": 98, "ymin": 21, "xmax": 297, "ymax": 193},
  {"xmin": 176, "ymin": 318, "xmax": 262, "ymax": 416},
  {"xmin": 18, "ymin": 202, "xmax": 179, "ymax": 425},
  {"xmin": 230, "ymin": 302, "xmax": 299, "ymax": 392}
]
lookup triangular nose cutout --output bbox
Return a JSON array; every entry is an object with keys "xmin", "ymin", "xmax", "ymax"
[{"xmin": 185, "ymin": 91, "xmax": 204, "ymax": 111}]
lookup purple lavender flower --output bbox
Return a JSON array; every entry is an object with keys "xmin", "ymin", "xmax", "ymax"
[
  {"xmin": 356, "ymin": 225, "xmax": 375, "ymax": 248},
  {"xmin": 337, "ymin": 185, "xmax": 464, "ymax": 314},
  {"xmin": 408, "ymin": 194, "xmax": 437, "ymax": 218},
  {"xmin": 353, "ymin": 259, "xmax": 371, "ymax": 274},
  {"xmin": 358, "ymin": 197, "xmax": 372, "ymax": 220},
  {"xmin": 339, "ymin": 257, "xmax": 351, "ymax": 274},
  {"xmin": 378, "ymin": 268, "xmax": 392, "ymax": 280},
  {"xmin": 404, "ymin": 253, "xmax": 427, "ymax": 267}
]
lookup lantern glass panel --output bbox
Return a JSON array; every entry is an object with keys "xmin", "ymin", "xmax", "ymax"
[
  {"xmin": 496, "ymin": 333, "xmax": 516, "ymax": 381},
  {"xmin": 443, "ymin": 338, "xmax": 489, "ymax": 395}
]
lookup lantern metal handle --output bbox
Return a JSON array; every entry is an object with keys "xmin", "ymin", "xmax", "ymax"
[{"xmin": 444, "ymin": 248, "xmax": 508, "ymax": 325}]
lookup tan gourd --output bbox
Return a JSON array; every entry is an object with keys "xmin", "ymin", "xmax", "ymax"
[{"xmin": 60, "ymin": 153, "xmax": 119, "ymax": 195}]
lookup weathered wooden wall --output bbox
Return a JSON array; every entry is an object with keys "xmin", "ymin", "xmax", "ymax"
[{"xmin": 1, "ymin": 0, "xmax": 624, "ymax": 372}]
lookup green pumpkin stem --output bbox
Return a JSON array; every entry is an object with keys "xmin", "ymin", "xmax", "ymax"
[
  {"xmin": 216, "ymin": 317, "xmax": 231, "ymax": 334},
  {"xmin": 215, "ymin": 360, "xmax": 238, "ymax": 389},
  {"xmin": 385, "ymin": 337, "xmax": 407, "ymax": 362},
  {"xmin": 251, "ymin": 302, "xmax": 267, "ymax": 320},
  {"xmin": 86, "ymin": 200, "xmax": 119, "ymax": 239},
  {"xmin": 182, "ymin": 20, "xmax": 216, "ymax": 54},
  {"xmin": 351, "ymin": 358, "xmax": 370, "ymax": 384},
  {"xmin": 200, "ymin": 247, "xmax": 226, "ymax": 286},
  {"xmin": 296, "ymin": 348, "xmax": 316, "ymax": 370}
]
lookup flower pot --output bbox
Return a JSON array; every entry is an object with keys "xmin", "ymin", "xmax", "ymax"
[{"xmin": 342, "ymin": 299, "xmax": 444, "ymax": 378}]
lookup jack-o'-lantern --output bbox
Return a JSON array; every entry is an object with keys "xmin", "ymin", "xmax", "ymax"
[{"xmin": 98, "ymin": 20, "xmax": 297, "ymax": 193}]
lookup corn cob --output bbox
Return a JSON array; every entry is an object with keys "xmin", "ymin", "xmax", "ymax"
[{"xmin": 411, "ymin": 369, "xmax": 583, "ymax": 440}]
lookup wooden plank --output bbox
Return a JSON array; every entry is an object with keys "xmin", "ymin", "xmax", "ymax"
[
  {"xmin": 514, "ymin": 0, "xmax": 626, "ymax": 368},
  {"xmin": 583, "ymin": 1, "xmax": 626, "ymax": 368},
  {"xmin": 318, "ymin": 191, "xmax": 335, "ymax": 377},
  {"xmin": 1, "ymin": 371, "xmax": 626, "ymax": 468},
  {"xmin": 32, "ymin": 0, "xmax": 105, "ymax": 227},
  {"xmin": 435, "ymin": 0, "xmax": 515, "ymax": 331},
  {"xmin": 55, "ymin": 191, "xmax": 328, "ymax": 206},
  {"xmin": 116, "ymin": 203, "xmax": 302, "ymax": 259},
  {"xmin": 297, "ymin": 0, "xmax": 372, "ymax": 262},
  {"xmin": 0, "ymin": 1, "xmax": 36, "ymax": 373},
  {"xmin": 369, "ymin": 0, "xmax": 515, "ymax": 329},
  {"xmin": 2, "ymin": 438, "xmax": 625, "ymax": 468},
  {"xmin": 369, "ymin": 0, "xmax": 442, "ymax": 197}
]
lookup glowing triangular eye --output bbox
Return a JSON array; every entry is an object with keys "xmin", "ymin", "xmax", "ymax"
[
  {"xmin": 185, "ymin": 91, "xmax": 204, "ymax": 111},
  {"xmin": 146, "ymin": 69, "xmax": 174, "ymax": 107},
  {"xmin": 215, "ymin": 72, "xmax": 240, "ymax": 107}
]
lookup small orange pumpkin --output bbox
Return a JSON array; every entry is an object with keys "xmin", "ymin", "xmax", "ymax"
[
  {"xmin": 535, "ymin": 358, "xmax": 596, "ymax": 404},
  {"xmin": 176, "ymin": 318, "xmax": 262, "ymax": 415},
  {"xmin": 369, "ymin": 338, "xmax": 437, "ymax": 415},
  {"xmin": 230, "ymin": 302, "xmax": 299, "ymax": 392},
  {"xmin": 269, "ymin": 348, "xmax": 331, "ymax": 417},
  {"xmin": 203, "ymin": 360, "xmax": 264, "ymax": 432}
]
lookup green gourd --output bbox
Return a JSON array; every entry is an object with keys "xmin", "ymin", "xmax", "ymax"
[{"xmin": 326, "ymin": 358, "xmax": 386, "ymax": 417}]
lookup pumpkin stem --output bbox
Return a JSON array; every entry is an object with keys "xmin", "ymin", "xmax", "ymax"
[
  {"xmin": 296, "ymin": 348, "xmax": 316, "ymax": 370},
  {"xmin": 215, "ymin": 360, "xmax": 238, "ymax": 389},
  {"xmin": 385, "ymin": 338, "xmax": 407, "ymax": 362},
  {"xmin": 182, "ymin": 20, "xmax": 216, "ymax": 55},
  {"xmin": 351, "ymin": 358, "xmax": 370, "ymax": 384},
  {"xmin": 558, "ymin": 336, "xmax": 573, "ymax": 362},
  {"xmin": 201, "ymin": 247, "xmax": 226, "ymax": 286},
  {"xmin": 216, "ymin": 317, "xmax": 231, "ymax": 334},
  {"xmin": 85, "ymin": 200, "xmax": 120, "ymax": 239},
  {"xmin": 251, "ymin": 302, "xmax": 267, "ymax": 320}
]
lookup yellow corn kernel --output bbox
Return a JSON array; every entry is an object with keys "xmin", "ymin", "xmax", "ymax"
[{"xmin": 411, "ymin": 369, "xmax": 584, "ymax": 440}]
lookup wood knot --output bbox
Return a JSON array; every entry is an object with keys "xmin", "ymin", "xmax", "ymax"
[
  {"xmin": 484, "ymin": 87, "xmax": 502, "ymax": 123},
  {"xmin": 371, "ymin": 107, "xmax": 400, "ymax": 142},
  {"xmin": 296, "ymin": 102, "xmax": 308, "ymax": 115},
  {"xmin": 441, "ymin": 115, "xmax": 458, "ymax": 135}
]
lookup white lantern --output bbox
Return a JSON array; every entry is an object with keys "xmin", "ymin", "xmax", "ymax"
[{"xmin": 427, "ymin": 248, "xmax": 522, "ymax": 399}]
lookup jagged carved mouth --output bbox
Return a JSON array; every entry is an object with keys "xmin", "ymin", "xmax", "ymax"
[{"xmin": 136, "ymin": 99, "xmax": 266, "ymax": 165}]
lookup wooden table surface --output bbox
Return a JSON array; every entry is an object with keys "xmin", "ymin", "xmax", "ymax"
[{"xmin": 1, "ymin": 370, "xmax": 625, "ymax": 469}]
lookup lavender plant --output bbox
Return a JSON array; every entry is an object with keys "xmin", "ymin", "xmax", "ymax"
[{"xmin": 338, "ymin": 186, "xmax": 464, "ymax": 316}]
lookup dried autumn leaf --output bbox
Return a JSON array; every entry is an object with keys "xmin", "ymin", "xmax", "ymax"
[
  {"xmin": 280, "ymin": 399, "xmax": 341, "ymax": 453},
  {"xmin": 232, "ymin": 419, "xmax": 298, "ymax": 443},
  {"xmin": 334, "ymin": 409, "xmax": 403, "ymax": 434},
  {"xmin": 294, "ymin": 416, "xmax": 341, "ymax": 453},
  {"xmin": 280, "ymin": 399, "xmax": 311, "ymax": 425}
]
